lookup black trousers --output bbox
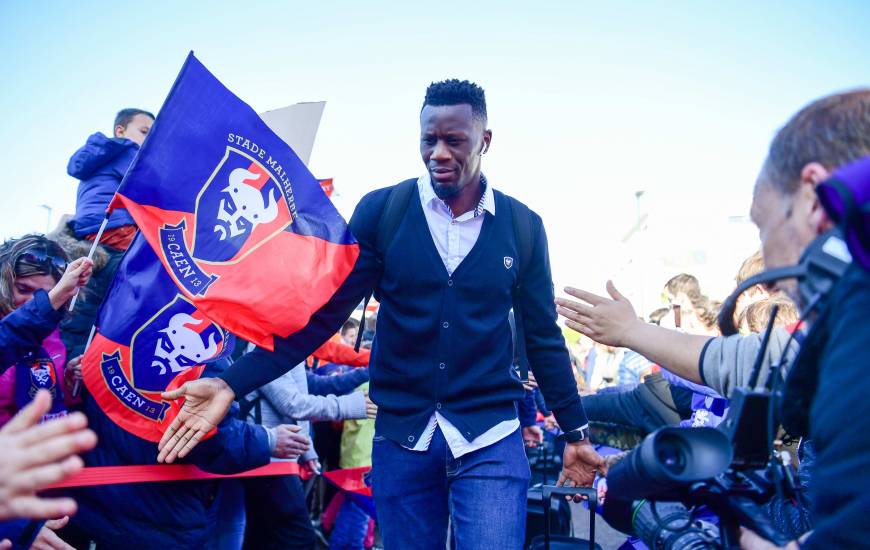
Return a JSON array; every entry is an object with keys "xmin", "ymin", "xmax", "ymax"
[
  {"xmin": 581, "ymin": 374, "xmax": 693, "ymax": 435},
  {"xmin": 243, "ymin": 474, "xmax": 316, "ymax": 550}
]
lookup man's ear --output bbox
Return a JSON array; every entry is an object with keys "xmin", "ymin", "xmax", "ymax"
[
  {"xmin": 114, "ymin": 124, "xmax": 126, "ymax": 139},
  {"xmin": 481, "ymin": 129, "xmax": 492, "ymax": 154},
  {"xmin": 800, "ymin": 162, "xmax": 834, "ymax": 233},
  {"xmin": 799, "ymin": 162, "xmax": 830, "ymax": 188}
]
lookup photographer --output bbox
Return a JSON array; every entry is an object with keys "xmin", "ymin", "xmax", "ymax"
[
  {"xmin": 739, "ymin": 152, "xmax": 870, "ymax": 548},
  {"xmin": 561, "ymin": 89, "xmax": 870, "ymax": 548}
]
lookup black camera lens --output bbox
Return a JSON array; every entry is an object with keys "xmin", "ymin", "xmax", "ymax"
[{"xmin": 656, "ymin": 434, "xmax": 687, "ymax": 475}]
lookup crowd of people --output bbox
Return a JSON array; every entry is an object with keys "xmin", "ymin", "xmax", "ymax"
[{"xmin": 0, "ymin": 80, "xmax": 868, "ymax": 550}]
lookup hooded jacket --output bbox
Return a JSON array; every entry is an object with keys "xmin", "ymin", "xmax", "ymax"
[{"xmin": 67, "ymin": 132, "xmax": 138, "ymax": 238}]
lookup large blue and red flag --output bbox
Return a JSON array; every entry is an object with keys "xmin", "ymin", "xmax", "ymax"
[
  {"xmin": 110, "ymin": 53, "xmax": 358, "ymax": 350},
  {"xmin": 83, "ymin": 235, "xmax": 235, "ymax": 442}
]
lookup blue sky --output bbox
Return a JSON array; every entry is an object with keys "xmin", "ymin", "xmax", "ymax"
[{"xmin": 1, "ymin": 1, "xmax": 868, "ymax": 308}]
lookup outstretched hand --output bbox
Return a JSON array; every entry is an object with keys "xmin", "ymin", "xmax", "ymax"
[
  {"xmin": 32, "ymin": 516, "xmax": 75, "ymax": 550},
  {"xmin": 555, "ymin": 281, "xmax": 641, "ymax": 347},
  {"xmin": 0, "ymin": 390, "xmax": 97, "ymax": 520},
  {"xmin": 157, "ymin": 377, "xmax": 235, "ymax": 463},
  {"xmin": 559, "ymin": 439, "xmax": 607, "ymax": 489}
]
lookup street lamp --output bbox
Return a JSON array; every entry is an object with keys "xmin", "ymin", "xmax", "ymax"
[{"xmin": 634, "ymin": 190, "xmax": 646, "ymax": 225}]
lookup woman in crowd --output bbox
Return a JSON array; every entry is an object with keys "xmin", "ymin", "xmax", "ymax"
[
  {"xmin": 0, "ymin": 234, "xmax": 94, "ymax": 549},
  {"xmin": 0, "ymin": 234, "xmax": 93, "ymax": 424}
]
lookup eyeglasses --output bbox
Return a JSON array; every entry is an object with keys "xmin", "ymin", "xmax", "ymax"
[{"xmin": 14, "ymin": 247, "xmax": 68, "ymax": 275}]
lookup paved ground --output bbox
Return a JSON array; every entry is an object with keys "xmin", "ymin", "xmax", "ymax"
[{"xmin": 570, "ymin": 502, "xmax": 629, "ymax": 549}]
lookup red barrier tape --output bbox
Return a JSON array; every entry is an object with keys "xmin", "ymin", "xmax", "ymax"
[{"xmin": 46, "ymin": 461, "xmax": 309, "ymax": 489}]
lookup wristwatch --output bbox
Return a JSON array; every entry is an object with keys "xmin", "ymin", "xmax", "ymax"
[{"xmin": 560, "ymin": 426, "xmax": 590, "ymax": 443}]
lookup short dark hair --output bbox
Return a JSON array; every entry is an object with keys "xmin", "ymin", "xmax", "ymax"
[
  {"xmin": 763, "ymin": 89, "xmax": 870, "ymax": 196},
  {"xmin": 341, "ymin": 318, "xmax": 360, "ymax": 335},
  {"xmin": 114, "ymin": 108, "xmax": 155, "ymax": 130},
  {"xmin": 423, "ymin": 79, "xmax": 487, "ymax": 123}
]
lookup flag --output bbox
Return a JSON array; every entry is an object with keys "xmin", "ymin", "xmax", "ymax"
[
  {"xmin": 319, "ymin": 178, "xmax": 334, "ymax": 197},
  {"xmin": 111, "ymin": 53, "xmax": 359, "ymax": 350},
  {"xmin": 82, "ymin": 235, "xmax": 235, "ymax": 442},
  {"xmin": 323, "ymin": 466, "xmax": 376, "ymax": 518}
]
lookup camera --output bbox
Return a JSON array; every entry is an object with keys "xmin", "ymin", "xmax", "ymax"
[
  {"xmin": 602, "ymin": 393, "xmax": 793, "ymax": 549},
  {"xmin": 600, "ymin": 230, "xmax": 852, "ymax": 549}
]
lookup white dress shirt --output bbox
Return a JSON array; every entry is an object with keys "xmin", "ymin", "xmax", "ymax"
[{"xmin": 405, "ymin": 173, "xmax": 521, "ymax": 458}]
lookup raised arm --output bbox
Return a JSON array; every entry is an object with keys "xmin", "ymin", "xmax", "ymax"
[
  {"xmin": 307, "ymin": 367, "xmax": 369, "ymax": 397},
  {"xmin": 157, "ymin": 189, "xmax": 388, "ymax": 463},
  {"xmin": 555, "ymin": 281, "xmax": 711, "ymax": 384},
  {"xmin": 258, "ymin": 368, "xmax": 366, "ymax": 422},
  {"xmin": 0, "ymin": 259, "xmax": 93, "ymax": 373}
]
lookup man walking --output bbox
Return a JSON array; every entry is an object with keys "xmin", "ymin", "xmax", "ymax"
[{"xmin": 158, "ymin": 79, "xmax": 605, "ymax": 549}]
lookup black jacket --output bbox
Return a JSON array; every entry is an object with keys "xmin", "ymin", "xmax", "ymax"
[{"xmin": 784, "ymin": 265, "xmax": 870, "ymax": 549}]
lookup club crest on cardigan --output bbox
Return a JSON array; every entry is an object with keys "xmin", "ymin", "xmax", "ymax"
[{"xmin": 504, "ymin": 256, "xmax": 514, "ymax": 269}]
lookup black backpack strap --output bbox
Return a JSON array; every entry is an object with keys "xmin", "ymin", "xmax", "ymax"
[
  {"xmin": 509, "ymin": 197, "xmax": 534, "ymax": 382},
  {"xmin": 354, "ymin": 178, "xmax": 418, "ymax": 351},
  {"xmin": 376, "ymin": 178, "xmax": 418, "ymax": 263},
  {"xmin": 238, "ymin": 392, "xmax": 262, "ymax": 424}
]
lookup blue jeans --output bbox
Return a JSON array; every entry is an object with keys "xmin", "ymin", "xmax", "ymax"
[
  {"xmin": 329, "ymin": 496, "xmax": 370, "ymax": 550},
  {"xmin": 208, "ymin": 480, "xmax": 246, "ymax": 550},
  {"xmin": 371, "ymin": 427, "xmax": 530, "ymax": 550}
]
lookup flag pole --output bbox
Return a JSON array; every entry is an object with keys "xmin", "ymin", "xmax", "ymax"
[
  {"xmin": 69, "ymin": 216, "xmax": 109, "ymax": 312},
  {"xmin": 71, "ymin": 324, "xmax": 97, "ymax": 398}
]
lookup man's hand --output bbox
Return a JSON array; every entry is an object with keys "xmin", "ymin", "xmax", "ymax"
[
  {"xmin": 364, "ymin": 389, "xmax": 378, "ymax": 420},
  {"xmin": 0, "ymin": 390, "xmax": 97, "ymax": 520},
  {"xmin": 555, "ymin": 281, "xmax": 642, "ymax": 347},
  {"xmin": 31, "ymin": 516, "xmax": 75, "ymax": 550},
  {"xmin": 63, "ymin": 355, "xmax": 83, "ymax": 395},
  {"xmin": 559, "ymin": 439, "xmax": 607, "ymax": 489},
  {"xmin": 271, "ymin": 425, "xmax": 311, "ymax": 459},
  {"xmin": 543, "ymin": 414, "xmax": 558, "ymax": 431},
  {"xmin": 523, "ymin": 371, "xmax": 539, "ymax": 392},
  {"xmin": 157, "ymin": 377, "xmax": 235, "ymax": 463},
  {"xmin": 48, "ymin": 258, "xmax": 93, "ymax": 310},
  {"xmin": 739, "ymin": 527, "xmax": 800, "ymax": 550},
  {"xmin": 303, "ymin": 458, "xmax": 322, "ymax": 476},
  {"xmin": 522, "ymin": 425, "xmax": 544, "ymax": 448}
]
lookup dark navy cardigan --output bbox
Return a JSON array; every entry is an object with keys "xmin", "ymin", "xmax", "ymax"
[{"xmin": 222, "ymin": 182, "xmax": 588, "ymax": 445}]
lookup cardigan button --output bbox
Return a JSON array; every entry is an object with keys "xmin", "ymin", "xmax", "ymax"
[
  {"xmin": 408, "ymin": 435, "xmax": 415, "ymax": 443},
  {"xmin": 447, "ymin": 279, "xmax": 453, "ymax": 287},
  {"xmin": 442, "ymin": 321, "xmax": 449, "ymax": 329},
  {"xmin": 436, "ymin": 402, "xmax": 442, "ymax": 410},
  {"xmin": 439, "ymin": 362, "xmax": 446, "ymax": 370}
]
